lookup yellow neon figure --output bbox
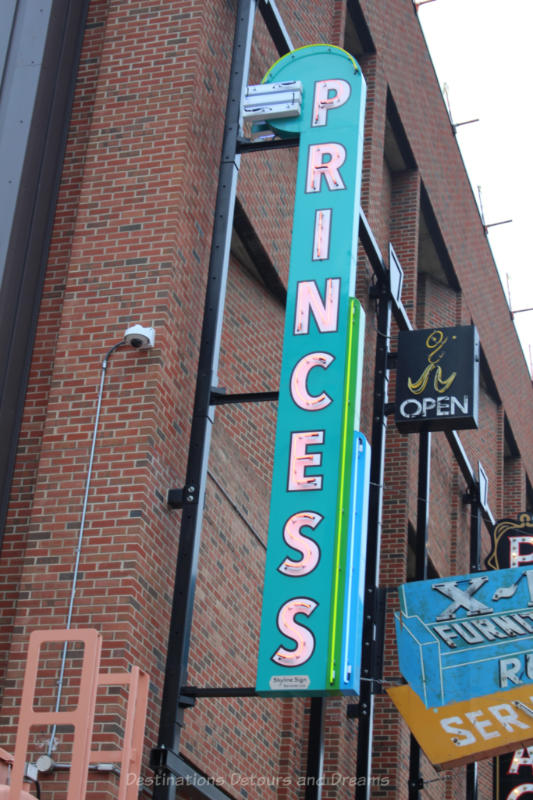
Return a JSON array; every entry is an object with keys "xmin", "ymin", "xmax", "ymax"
[{"xmin": 407, "ymin": 329, "xmax": 456, "ymax": 395}]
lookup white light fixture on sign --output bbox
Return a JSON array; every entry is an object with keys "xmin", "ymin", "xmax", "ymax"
[
  {"xmin": 242, "ymin": 80, "xmax": 302, "ymax": 122},
  {"xmin": 478, "ymin": 461, "xmax": 488, "ymax": 510}
]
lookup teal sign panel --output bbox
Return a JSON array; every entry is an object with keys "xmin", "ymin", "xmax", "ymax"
[
  {"xmin": 396, "ymin": 567, "xmax": 533, "ymax": 708},
  {"xmin": 255, "ymin": 46, "xmax": 369, "ymax": 696}
]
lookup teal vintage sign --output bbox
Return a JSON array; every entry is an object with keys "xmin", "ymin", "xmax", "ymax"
[{"xmin": 255, "ymin": 46, "xmax": 370, "ymax": 696}]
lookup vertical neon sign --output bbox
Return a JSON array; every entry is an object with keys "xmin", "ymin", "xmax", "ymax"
[{"xmin": 256, "ymin": 46, "xmax": 370, "ymax": 696}]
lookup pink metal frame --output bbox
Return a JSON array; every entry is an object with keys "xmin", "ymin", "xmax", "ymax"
[
  {"xmin": 1, "ymin": 629, "xmax": 148, "ymax": 800},
  {"xmin": 89, "ymin": 667, "xmax": 149, "ymax": 800}
]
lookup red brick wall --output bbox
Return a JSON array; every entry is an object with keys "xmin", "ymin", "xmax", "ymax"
[{"xmin": 1, "ymin": 0, "xmax": 239, "ymax": 794}]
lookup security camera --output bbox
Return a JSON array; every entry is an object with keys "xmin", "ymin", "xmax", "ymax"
[{"xmin": 124, "ymin": 324, "xmax": 155, "ymax": 349}]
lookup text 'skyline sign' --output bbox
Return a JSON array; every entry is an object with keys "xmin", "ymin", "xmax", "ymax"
[{"xmin": 255, "ymin": 45, "xmax": 370, "ymax": 697}]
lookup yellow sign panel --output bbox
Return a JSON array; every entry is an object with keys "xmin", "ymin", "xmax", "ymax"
[{"xmin": 387, "ymin": 683, "xmax": 533, "ymax": 769}]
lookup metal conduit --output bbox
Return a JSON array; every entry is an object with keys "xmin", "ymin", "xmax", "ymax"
[{"xmin": 46, "ymin": 340, "xmax": 124, "ymax": 755}]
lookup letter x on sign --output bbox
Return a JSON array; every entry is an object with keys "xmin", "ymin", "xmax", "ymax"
[{"xmin": 432, "ymin": 577, "xmax": 493, "ymax": 621}]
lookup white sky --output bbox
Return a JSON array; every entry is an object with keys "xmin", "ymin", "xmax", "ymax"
[{"xmin": 418, "ymin": 0, "xmax": 533, "ymax": 374}]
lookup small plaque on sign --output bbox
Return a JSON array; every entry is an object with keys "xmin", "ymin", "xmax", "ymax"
[
  {"xmin": 395, "ymin": 326, "xmax": 479, "ymax": 433},
  {"xmin": 269, "ymin": 675, "xmax": 310, "ymax": 691}
]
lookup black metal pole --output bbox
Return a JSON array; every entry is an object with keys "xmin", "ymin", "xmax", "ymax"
[
  {"xmin": 469, "ymin": 486, "xmax": 481, "ymax": 572},
  {"xmin": 415, "ymin": 429, "xmax": 431, "ymax": 580},
  {"xmin": 354, "ymin": 283, "xmax": 391, "ymax": 800},
  {"xmin": 257, "ymin": 0, "xmax": 293, "ymax": 54},
  {"xmin": 305, "ymin": 697, "xmax": 325, "ymax": 800},
  {"xmin": 151, "ymin": 1, "xmax": 256, "ymax": 796},
  {"xmin": 466, "ymin": 485, "xmax": 481, "ymax": 799},
  {"xmin": 408, "ymin": 428, "xmax": 431, "ymax": 800}
]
